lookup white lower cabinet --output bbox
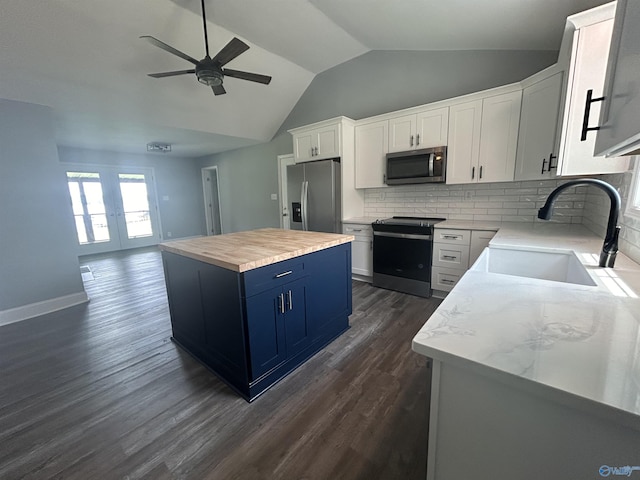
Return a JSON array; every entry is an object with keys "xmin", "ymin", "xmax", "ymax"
[
  {"xmin": 343, "ymin": 223, "xmax": 373, "ymax": 278},
  {"xmin": 432, "ymin": 228, "xmax": 496, "ymax": 293}
]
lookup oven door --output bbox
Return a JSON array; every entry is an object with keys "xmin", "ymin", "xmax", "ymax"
[{"xmin": 372, "ymin": 231, "xmax": 433, "ymax": 297}]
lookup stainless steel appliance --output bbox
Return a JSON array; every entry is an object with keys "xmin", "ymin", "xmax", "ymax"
[
  {"xmin": 385, "ymin": 146, "xmax": 446, "ymax": 185},
  {"xmin": 287, "ymin": 158, "xmax": 341, "ymax": 233},
  {"xmin": 372, "ymin": 216, "xmax": 446, "ymax": 297}
]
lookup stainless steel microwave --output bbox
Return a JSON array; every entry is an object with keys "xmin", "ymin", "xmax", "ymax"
[{"xmin": 385, "ymin": 146, "xmax": 446, "ymax": 185}]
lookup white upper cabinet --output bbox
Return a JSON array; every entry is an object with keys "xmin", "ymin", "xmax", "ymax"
[
  {"xmin": 515, "ymin": 71, "xmax": 564, "ymax": 181},
  {"xmin": 388, "ymin": 107, "xmax": 448, "ymax": 152},
  {"xmin": 447, "ymin": 89, "xmax": 522, "ymax": 185},
  {"xmin": 477, "ymin": 90, "xmax": 522, "ymax": 183},
  {"xmin": 595, "ymin": 0, "xmax": 640, "ymax": 157},
  {"xmin": 446, "ymin": 100, "xmax": 483, "ymax": 184},
  {"xmin": 291, "ymin": 121, "xmax": 340, "ymax": 163},
  {"xmin": 355, "ymin": 120, "xmax": 389, "ymax": 189},
  {"xmin": 555, "ymin": 6, "xmax": 629, "ymax": 175}
]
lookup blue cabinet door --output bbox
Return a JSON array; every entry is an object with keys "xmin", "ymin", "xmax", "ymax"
[
  {"xmin": 282, "ymin": 277, "xmax": 311, "ymax": 357},
  {"xmin": 245, "ymin": 286, "xmax": 287, "ymax": 381}
]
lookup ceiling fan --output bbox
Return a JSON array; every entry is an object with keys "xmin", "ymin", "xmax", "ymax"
[{"xmin": 141, "ymin": 0, "xmax": 271, "ymax": 96}]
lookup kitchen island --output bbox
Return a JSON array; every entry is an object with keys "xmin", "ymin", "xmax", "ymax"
[
  {"xmin": 412, "ymin": 223, "xmax": 640, "ymax": 480},
  {"xmin": 159, "ymin": 228, "xmax": 354, "ymax": 401}
]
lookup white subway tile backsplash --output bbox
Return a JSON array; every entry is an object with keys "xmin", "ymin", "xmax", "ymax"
[{"xmin": 363, "ymin": 178, "xmax": 586, "ymax": 225}]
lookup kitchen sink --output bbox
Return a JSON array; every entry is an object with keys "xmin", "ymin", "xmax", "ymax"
[{"xmin": 471, "ymin": 248, "xmax": 597, "ymax": 286}]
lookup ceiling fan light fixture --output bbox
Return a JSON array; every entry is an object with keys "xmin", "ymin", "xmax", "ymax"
[{"xmin": 197, "ymin": 70, "xmax": 223, "ymax": 87}]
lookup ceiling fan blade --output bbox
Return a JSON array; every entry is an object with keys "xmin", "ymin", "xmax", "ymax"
[
  {"xmin": 212, "ymin": 84, "xmax": 226, "ymax": 96},
  {"xmin": 148, "ymin": 69, "xmax": 196, "ymax": 78},
  {"xmin": 223, "ymin": 68, "xmax": 272, "ymax": 85},
  {"xmin": 140, "ymin": 36, "xmax": 200, "ymax": 66},
  {"xmin": 211, "ymin": 38, "xmax": 250, "ymax": 66}
]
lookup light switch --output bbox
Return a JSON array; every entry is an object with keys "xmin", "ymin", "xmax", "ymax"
[
  {"xmin": 162, "ymin": 195, "xmax": 170, "ymax": 201},
  {"xmin": 270, "ymin": 193, "xmax": 278, "ymax": 200}
]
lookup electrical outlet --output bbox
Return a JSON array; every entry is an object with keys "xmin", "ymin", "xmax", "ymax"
[
  {"xmin": 270, "ymin": 193, "xmax": 278, "ymax": 200},
  {"xmin": 167, "ymin": 231, "xmax": 172, "ymax": 237},
  {"xmin": 380, "ymin": 192, "xmax": 386, "ymax": 200},
  {"xmin": 464, "ymin": 191, "xmax": 474, "ymax": 200}
]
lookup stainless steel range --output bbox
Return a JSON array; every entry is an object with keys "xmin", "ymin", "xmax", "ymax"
[{"xmin": 371, "ymin": 216, "xmax": 446, "ymax": 298}]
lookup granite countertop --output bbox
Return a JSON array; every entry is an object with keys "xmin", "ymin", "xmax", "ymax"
[
  {"xmin": 413, "ymin": 223, "xmax": 640, "ymax": 423},
  {"xmin": 159, "ymin": 228, "xmax": 354, "ymax": 272}
]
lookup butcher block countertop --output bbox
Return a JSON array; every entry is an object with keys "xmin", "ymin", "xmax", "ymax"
[{"xmin": 158, "ymin": 228, "xmax": 354, "ymax": 272}]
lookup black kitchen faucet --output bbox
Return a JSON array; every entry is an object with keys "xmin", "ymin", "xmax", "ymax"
[{"xmin": 537, "ymin": 179, "xmax": 621, "ymax": 268}]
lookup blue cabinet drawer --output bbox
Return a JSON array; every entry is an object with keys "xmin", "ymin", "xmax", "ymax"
[{"xmin": 242, "ymin": 257, "xmax": 307, "ymax": 297}]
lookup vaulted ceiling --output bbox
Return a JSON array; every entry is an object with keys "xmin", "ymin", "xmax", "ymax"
[{"xmin": 0, "ymin": 0, "xmax": 610, "ymax": 158}]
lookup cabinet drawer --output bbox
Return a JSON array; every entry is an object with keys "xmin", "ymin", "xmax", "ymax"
[
  {"xmin": 431, "ymin": 267, "xmax": 464, "ymax": 292},
  {"xmin": 343, "ymin": 223, "xmax": 373, "ymax": 238},
  {"xmin": 432, "ymin": 243, "xmax": 470, "ymax": 269},
  {"xmin": 242, "ymin": 259, "xmax": 307, "ymax": 297},
  {"xmin": 434, "ymin": 228, "xmax": 471, "ymax": 245}
]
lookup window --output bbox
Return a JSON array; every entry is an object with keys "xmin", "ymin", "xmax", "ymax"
[{"xmin": 627, "ymin": 158, "xmax": 640, "ymax": 219}]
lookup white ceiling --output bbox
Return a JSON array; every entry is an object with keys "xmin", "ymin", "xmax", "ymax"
[{"xmin": 0, "ymin": 0, "xmax": 611, "ymax": 158}]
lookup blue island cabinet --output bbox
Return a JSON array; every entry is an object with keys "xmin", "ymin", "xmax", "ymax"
[{"xmin": 161, "ymin": 242, "xmax": 352, "ymax": 401}]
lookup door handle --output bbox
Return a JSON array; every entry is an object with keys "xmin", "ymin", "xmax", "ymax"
[{"xmin": 580, "ymin": 89, "xmax": 605, "ymax": 141}]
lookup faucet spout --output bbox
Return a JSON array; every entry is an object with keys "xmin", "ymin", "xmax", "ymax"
[{"xmin": 537, "ymin": 179, "xmax": 621, "ymax": 268}]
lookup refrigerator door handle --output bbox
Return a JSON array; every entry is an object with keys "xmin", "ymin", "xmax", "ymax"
[{"xmin": 301, "ymin": 181, "xmax": 309, "ymax": 231}]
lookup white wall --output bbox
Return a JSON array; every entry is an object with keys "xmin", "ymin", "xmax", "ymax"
[{"xmin": 0, "ymin": 100, "xmax": 85, "ymax": 313}]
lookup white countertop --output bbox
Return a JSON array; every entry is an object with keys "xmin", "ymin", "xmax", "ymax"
[
  {"xmin": 413, "ymin": 223, "xmax": 640, "ymax": 422},
  {"xmin": 342, "ymin": 216, "xmax": 380, "ymax": 225}
]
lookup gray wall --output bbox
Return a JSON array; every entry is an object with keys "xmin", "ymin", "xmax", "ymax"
[
  {"xmin": 0, "ymin": 100, "xmax": 85, "ymax": 311},
  {"xmin": 206, "ymin": 49, "xmax": 558, "ymax": 232},
  {"xmin": 197, "ymin": 134, "xmax": 291, "ymax": 233},
  {"xmin": 278, "ymin": 50, "xmax": 558, "ymax": 134},
  {"xmin": 58, "ymin": 147, "xmax": 206, "ymax": 240}
]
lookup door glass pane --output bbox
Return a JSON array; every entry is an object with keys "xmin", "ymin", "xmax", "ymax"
[
  {"xmin": 67, "ymin": 172, "xmax": 110, "ymax": 245},
  {"xmin": 119, "ymin": 174, "xmax": 152, "ymax": 239}
]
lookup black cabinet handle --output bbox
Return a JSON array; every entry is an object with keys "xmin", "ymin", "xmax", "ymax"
[
  {"xmin": 548, "ymin": 153, "xmax": 557, "ymax": 171},
  {"xmin": 541, "ymin": 157, "xmax": 548, "ymax": 174},
  {"xmin": 580, "ymin": 89, "xmax": 605, "ymax": 141},
  {"xmin": 472, "ymin": 166, "xmax": 475, "ymax": 179},
  {"xmin": 443, "ymin": 255, "xmax": 458, "ymax": 260},
  {"xmin": 479, "ymin": 165, "xmax": 483, "ymax": 179}
]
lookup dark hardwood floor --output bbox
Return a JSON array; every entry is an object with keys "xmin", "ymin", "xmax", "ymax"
[{"xmin": 0, "ymin": 247, "xmax": 441, "ymax": 480}]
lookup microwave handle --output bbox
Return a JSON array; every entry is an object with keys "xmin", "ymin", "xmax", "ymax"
[{"xmin": 428, "ymin": 153, "xmax": 434, "ymax": 177}]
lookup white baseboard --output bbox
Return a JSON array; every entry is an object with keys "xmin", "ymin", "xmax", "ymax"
[{"xmin": 0, "ymin": 291, "xmax": 89, "ymax": 326}]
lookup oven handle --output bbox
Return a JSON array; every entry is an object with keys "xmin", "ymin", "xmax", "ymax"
[{"xmin": 373, "ymin": 231, "xmax": 432, "ymax": 240}]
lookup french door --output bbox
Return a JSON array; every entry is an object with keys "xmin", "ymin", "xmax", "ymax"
[{"xmin": 66, "ymin": 166, "xmax": 161, "ymax": 255}]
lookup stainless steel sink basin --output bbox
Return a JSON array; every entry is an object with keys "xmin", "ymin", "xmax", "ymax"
[{"xmin": 471, "ymin": 248, "xmax": 597, "ymax": 286}]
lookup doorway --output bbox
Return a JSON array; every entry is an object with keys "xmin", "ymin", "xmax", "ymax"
[
  {"xmin": 277, "ymin": 154, "xmax": 295, "ymax": 229},
  {"xmin": 202, "ymin": 166, "xmax": 223, "ymax": 235},
  {"xmin": 66, "ymin": 166, "xmax": 161, "ymax": 255}
]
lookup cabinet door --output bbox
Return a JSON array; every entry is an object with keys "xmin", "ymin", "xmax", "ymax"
[
  {"xmin": 416, "ymin": 107, "xmax": 449, "ymax": 148},
  {"xmin": 478, "ymin": 90, "xmax": 522, "ymax": 183},
  {"xmin": 469, "ymin": 230, "xmax": 495, "ymax": 266},
  {"xmin": 245, "ymin": 286, "xmax": 287, "ymax": 380},
  {"xmin": 316, "ymin": 123, "xmax": 340, "ymax": 159},
  {"xmin": 557, "ymin": 19, "xmax": 628, "ymax": 175},
  {"xmin": 595, "ymin": 0, "xmax": 640, "ymax": 157},
  {"xmin": 515, "ymin": 72, "xmax": 563, "ymax": 181},
  {"xmin": 355, "ymin": 120, "xmax": 389, "ymax": 188},
  {"xmin": 282, "ymin": 278, "xmax": 311, "ymax": 357},
  {"xmin": 350, "ymin": 236, "xmax": 373, "ymax": 276},
  {"xmin": 293, "ymin": 131, "xmax": 315, "ymax": 163},
  {"xmin": 388, "ymin": 114, "xmax": 416, "ymax": 152},
  {"xmin": 446, "ymin": 100, "xmax": 482, "ymax": 184}
]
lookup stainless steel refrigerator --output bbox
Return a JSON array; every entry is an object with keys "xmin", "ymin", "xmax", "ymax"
[{"xmin": 287, "ymin": 158, "xmax": 341, "ymax": 233}]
